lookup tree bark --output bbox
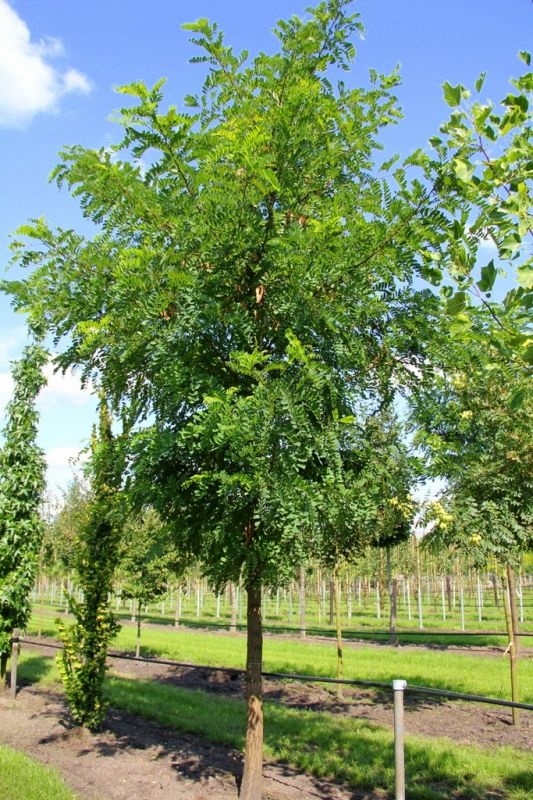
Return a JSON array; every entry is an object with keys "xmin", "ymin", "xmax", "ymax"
[
  {"xmin": 415, "ymin": 545, "xmax": 424, "ymax": 629},
  {"xmin": 502, "ymin": 567, "xmax": 520, "ymax": 727},
  {"xmin": 445, "ymin": 574, "xmax": 452, "ymax": 612},
  {"xmin": 10, "ymin": 629, "xmax": 19, "ymax": 698},
  {"xmin": 298, "ymin": 565, "xmax": 306, "ymax": 639},
  {"xmin": 507, "ymin": 565, "xmax": 520, "ymax": 657},
  {"xmin": 334, "ymin": 566, "xmax": 343, "ymax": 696},
  {"xmin": 387, "ymin": 548, "xmax": 398, "ymax": 646},
  {"xmin": 174, "ymin": 583, "xmax": 181, "ymax": 629},
  {"xmin": 240, "ymin": 581, "xmax": 263, "ymax": 800},
  {"xmin": 491, "ymin": 571, "xmax": 499, "ymax": 609},
  {"xmin": 135, "ymin": 600, "xmax": 142, "ymax": 659},
  {"xmin": 0, "ymin": 652, "xmax": 8, "ymax": 690},
  {"xmin": 229, "ymin": 582, "xmax": 238, "ymax": 634}
]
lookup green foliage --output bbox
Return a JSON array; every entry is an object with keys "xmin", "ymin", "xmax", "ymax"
[
  {"xmin": 0, "ymin": 343, "xmax": 47, "ymax": 662},
  {"xmin": 8, "ymin": 6, "xmax": 521, "ymax": 781},
  {"xmin": 424, "ymin": 54, "xmax": 533, "ymax": 367},
  {"xmin": 41, "ymin": 479, "xmax": 91, "ymax": 573},
  {"xmin": 413, "ymin": 346, "xmax": 532, "ymax": 566},
  {"xmin": 56, "ymin": 401, "xmax": 123, "ymax": 730},
  {"xmin": 118, "ymin": 507, "xmax": 183, "ymax": 606},
  {"xmin": 4, "ymin": 1, "xmax": 448, "ymax": 600}
]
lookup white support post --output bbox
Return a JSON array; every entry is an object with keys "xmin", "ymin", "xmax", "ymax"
[{"xmin": 393, "ymin": 679, "xmax": 407, "ymax": 800}]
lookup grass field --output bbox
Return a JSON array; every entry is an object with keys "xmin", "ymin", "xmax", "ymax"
[
  {"xmin": 0, "ymin": 744, "xmax": 77, "ymax": 800},
  {"xmin": 27, "ymin": 613, "xmax": 533, "ymax": 703},
  {"xmin": 106, "ymin": 676, "xmax": 533, "ymax": 800},
  {"xmin": 13, "ymin": 615, "xmax": 533, "ymax": 800}
]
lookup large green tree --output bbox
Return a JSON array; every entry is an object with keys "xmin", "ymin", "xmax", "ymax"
[
  {"xmin": 0, "ymin": 343, "xmax": 47, "ymax": 683},
  {"xmin": 4, "ymin": 2, "xmax": 467, "ymax": 794}
]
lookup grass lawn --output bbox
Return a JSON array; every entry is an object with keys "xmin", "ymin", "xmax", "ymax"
[
  {"xmin": 105, "ymin": 674, "xmax": 533, "ymax": 800},
  {"xmin": 16, "ymin": 621, "xmax": 533, "ymax": 800},
  {"xmin": 0, "ymin": 744, "xmax": 77, "ymax": 800},
  {"xmin": 27, "ymin": 613, "xmax": 533, "ymax": 702},
  {"xmin": 111, "ymin": 623, "xmax": 533, "ymax": 704}
]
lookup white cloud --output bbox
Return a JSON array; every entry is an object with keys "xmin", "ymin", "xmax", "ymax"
[
  {"xmin": 0, "ymin": 0, "xmax": 91, "ymax": 128},
  {"xmin": 0, "ymin": 325, "xmax": 30, "ymax": 367},
  {"xmin": 46, "ymin": 444, "xmax": 86, "ymax": 469},
  {"xmin": 0, "ymin": 371, "xmax": 14, "ymax": 411},
  {"xmin": 46, "ymin": 445, "xmax": 80, "ymax": 468},
  {"xmin": 45, "ymin": 445, "xmax": 89, "ymax": 498},
  {"xmin": 0, "ymin": 362, "xmax": 96, "ymax": 430},
  {"xmin": 39, "ymin": 361, "xmax": 94, "ymax": 408},
  {"xmin": 477, "ymin": 234, "xmax": 498, "ymax": 253}
]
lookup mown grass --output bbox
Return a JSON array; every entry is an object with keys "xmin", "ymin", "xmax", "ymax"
[
  {"xmin": 0, "ymin": 744, "xmax": 77, "ymax": 800},
  {"xmin": 15, "ymin": 641, "xmax": 533, "ymax": 800},
  {"xmin": 106, "ymin": 675, "xmax": 533, "ymax": 799},
  {"xmin": 32, "ymin": 591, "xmax": 533, "ymax": 648},
  {"xmin": 114, "ymin": 625, "xmax": 533, "ymax": 703},
  {"xmin": 26, "ymin": 613, "xmax": 533, "ymax": 703}
]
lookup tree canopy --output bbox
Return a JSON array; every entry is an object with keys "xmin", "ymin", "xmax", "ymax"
[
  {"xmin": 414, "ymin": 350, "xmax": 532, "ymax": 567},
  {"xmin": 3, "ymin": 0, "xmax": 531, "ymax": 794},
  {"xmin": 417, "ymin": 52, "xmax": 532, "ymax": 369}
]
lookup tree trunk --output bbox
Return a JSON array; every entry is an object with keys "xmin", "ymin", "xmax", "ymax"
[
  {"xmin": 387, "ymin": 548, "xmax": 398, "ymax": 646},
  {"xmin": 135, "ymin": 600, "xmax": 142, "ymax": 659},
  {"xmin": 298, "ymin": 565, "xmax": 306, "ymax": 639},
  {"xmin": 315, "ymin": 569, "xmax": 321, "ymax": 625},
  {"xmin": 491, "ymin": 571, "xmax": 499, "ymax": 609},
  {"xmin": 445, "ymin": 574, "xmax": 452, "ymax": 612},
  {"xmin": 0, "ymin": 652, "xmax": 8, "ymax": 690},
  {"xmin": 229, "ymin": 582, "xmax": 238, "ymax": 634},
  {"xmin": 502, "ymin": 566, "xmax": 520, "ymax": 726},
  {"xmin": 10, "ymin": 629, "xmax": 19, "ymax": 699},
  {"xmin": 240, "ymin": 581, "xmax": 263, "ymax": 800},
  {"xmin": 174, "ymin": 584, "xmax": 181, "ymax": 629},
  {"xmin": 415, "ymin": 545, "xmax": 424, "ymax": 629},
  {"xmin": 334, "ymin": 567, "xmax": 343, "ymax": 695},
  {"xmin": 507, "ymin": 565, "xmax": 520, "ymax": 657}
]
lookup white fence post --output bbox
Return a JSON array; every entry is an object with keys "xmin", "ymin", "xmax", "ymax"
[{"xmin": 393, "ymin": 679, "xmax": 407, "ymax": 800}]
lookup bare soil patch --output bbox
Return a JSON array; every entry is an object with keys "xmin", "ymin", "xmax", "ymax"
[{"xmin": 0, "ymin": 634, "xmax": 531, "ymax": 800}]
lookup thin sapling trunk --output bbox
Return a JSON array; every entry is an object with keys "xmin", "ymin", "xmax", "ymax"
[{"xmin": 240, "ymin": 581, "xmax": 263, "ymax": 800}]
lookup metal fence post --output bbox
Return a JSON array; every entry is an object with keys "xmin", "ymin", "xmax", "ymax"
[{"xmin": 393, "ymin": 679, "xmax": 407, "ymax": 800}]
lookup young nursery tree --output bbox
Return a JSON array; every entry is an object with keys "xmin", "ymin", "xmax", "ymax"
[
  {"xmin": 4, "ymin": 2, "xmax": 475, "ymax": 794},
  {"xmin": 118, "ymin": 507, "xmax": 182, "ymax": 657},
  {"xmin": 0, "ymin": 343, "xmax": 47, "ymax": 685},
  {"xmin": 56, "ymin": 400, "xmax": 124, "ymax": 730},
  {"xmin": 413, "ymin": 328, "xmax": 532, "ymax": 717},
  {"xmin": 41, "ymin": 478, "xmax": 91, "ymax": 575}
]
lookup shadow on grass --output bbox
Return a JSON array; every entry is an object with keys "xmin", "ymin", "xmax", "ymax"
[
  {"xmin": 16, "ymin": 654, "xmax": 56, "ymax": 686},
  {"xmin": 99, "ymin": 676, "xmax": 530, "ymax": 800},
  {"xmin": 266, "ymin": 700, "xmax": 531, "ymax": 800},
  {"xmin": 503, "ymin": 769, "xmax": 533, "ymax": 796}
]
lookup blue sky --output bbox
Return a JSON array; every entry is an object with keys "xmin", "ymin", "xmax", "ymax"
[{"xmin": 0, "ymin": 0, "xmax": 531, "ymax": 495}]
